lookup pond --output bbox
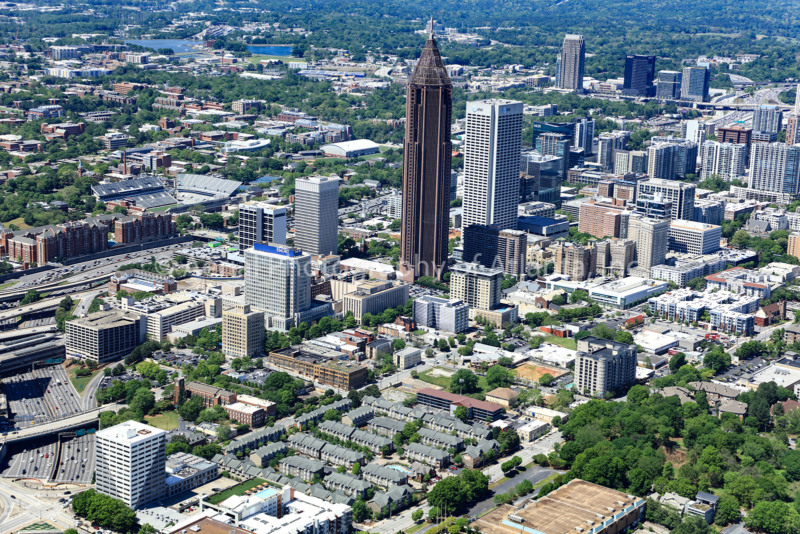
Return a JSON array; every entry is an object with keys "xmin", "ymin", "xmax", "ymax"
[{"xmin": 246, "ymin": 45, "xmax": 293, "ymax": 56}]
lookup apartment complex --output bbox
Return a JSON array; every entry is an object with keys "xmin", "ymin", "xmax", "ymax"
[
  {"xmin": 574, "ymin": 336, "xmax": 637, "ymax": 397},
  {"xmin": 238, "ymin": 201, "xmax": 287, "ymax": 250},
  {"xmin": 700, "ymin": 141, "xmax": 747, "ymax": 182},
  {"xmin": 412, "ymin": 296, "xmax": 469, "ymax": 333},
  {"xmin": 749, "ymin": 143, "xmax": 800, "ymax": 195},
  {"xmin": 552, "ymin": 242, "xmax": 597, "ymax": 282},
  {"xmin": 462, "ymin": 99, "xmax": 523, "ymax": 231},
  {"xmin": 628, "ymin": 217, "xmax": 670, "ymax": 274},
  {"xmin": 636, "ymin": 177, "xmax": 695, "ymax": 221},
  {"xmin": 294, "ymin": 176, "xmax": 340, "ymax": 256},
  {"xmin": 753, "ymin": 105, "xmax": 783, "ymax": 134},
  {"xmin": 595, "ymin": 239, "xmax": 635, "ymax": 278},
  {"xmin": 65, "ymin": 311, "xmax": 146, "ymax": 363},
  {"xmin": 96, "ymin": 421, "xmax": 166, "ymax": 510},
  {"xmin": 449, "ymin": 263, "xmax": 503, "ymax": 311},
  {"xmin": 462, "ymin": 224, "xmax": 527, "ymax": 276},
  {"xmin": 222, "ymin": 303, "xmax": 265, "ymax": 358}
]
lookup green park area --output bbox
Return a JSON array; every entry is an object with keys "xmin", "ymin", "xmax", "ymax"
[
  {"xmin": 145, "ymin": 411, "xmax": 180, "ymax": 431},
  {"xmin": 68, "ymin": 366, "xmax": 102, "ymax": 395},
  {"xmin": 207, "ymin": 478, "xmax": 266, "ymax": 505}
]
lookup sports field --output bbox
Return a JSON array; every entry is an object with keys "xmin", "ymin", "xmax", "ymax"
[{"xmin": 515, "ymin": 364, "xmax": 566, "ymax": 382}]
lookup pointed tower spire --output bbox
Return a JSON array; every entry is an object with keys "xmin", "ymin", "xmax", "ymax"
[
  {"xmin": 409, "ymin": 26, "xmax": 451, "ymax": 87},
  {"xmin": 429, "ymin": 16, "xmax": 435, "ymax": 39}
]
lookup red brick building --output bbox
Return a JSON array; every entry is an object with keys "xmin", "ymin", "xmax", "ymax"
[
  {"xmin": 114, "ymin": 212, "xmax": 176, "ymax": 244},
  {"xmin": 40, "ymin": 122, "xmax": 86, "ymax": 140},
  {"xmin": 175, "ymin": 378, "xmax": 237, "ymax": 407},
  {"xmin": 1, "ymin": 218, "xmax": 109, "ymax": 264},
  {"xmin": 754, "ymin": 300, "xmax": 786, "ymax": 327},
  {"xmin": 223, "ymin": 402, "xmax": 265, "ymax": 428}
]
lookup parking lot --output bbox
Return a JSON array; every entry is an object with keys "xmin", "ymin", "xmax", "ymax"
[
  {"xmin": 1, "ymin": 364, "xmax": 85, "ymax": 431},
  {"xmin": 716, "ymin": 356, "xmax": 766, "ymax": 383}
]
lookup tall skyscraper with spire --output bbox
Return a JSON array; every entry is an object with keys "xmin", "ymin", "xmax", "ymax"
[{"xmin": 399, "ymin": 24, "xmax": 452, "ymax": 282}]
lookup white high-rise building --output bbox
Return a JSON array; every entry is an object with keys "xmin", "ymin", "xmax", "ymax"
[
  {"xmin": 647, "ymin": 143, "xmax": 677, "ymax": 180},
  {"xmin": 637, "ymin": 177, "xmax": 695, "ymax": 221},
  {"xmin": 96, "ymin": 420, "xmax": 166, "ymax": 510},
  {"xmin": 573, "ymin": 117, "xmax": 596, "ymax": 156},
  {"xmin": 238, "ymin": 201, "xmax": 287, "ymax": 250},
  {"xmin": 462, "ymin": 99, "xmax": 523, "ymax": 231},
  {"xmin": 294, "ymin": 176, "xmax": 340, "ymax": 256},
  {"xmin": 668, "ymin": 220, "xmax": 722, "ymax": 255},
  {"xmin": 597, "ymin": 131, "xmax": 628, "ymax": 170},
  {"xmin": 700, "ymin": 141, "xmax": 747, "ymax": 182},
  {"xmin": 614, "ymin": 150, "xmax": 648, "ymax": 175},
  {"xmin": 557, "ymin": 35, "xmax": 585, "ymax": 92},
  {"xmin": 683, "ymin": 120, "xmax": 707, "ymax": 146},
  {"xmin": 245, "ymin": 243, "xmax": 312, "ymax": 330},
  {"xmin": 752, "ymin": 105, "xmax": 783, "ymax": 134},
  {"xmin": 749, "ymin": 143, "xmax": 800, "ymax": 195},
  {"xmin": 628, "ymin": 216, "xmax": 669, "ymax": 274}
]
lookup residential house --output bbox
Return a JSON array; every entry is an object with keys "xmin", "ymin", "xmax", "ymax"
[
  {"xmin": 295, "ymin": 399, "xmax": 352, "ymax": 429},
  {"xmin": 405, "ymin": 442, "xmax": 450, "ymax": 468},
  {"xmin": 318, "ymin": 420, "xmax": 394, "ymax": 453},
  {"xmin": 362, "ymin": 463, "xmax": 408, "ymax": 488},
  {"xmin": 223, "ymin": 424, "xmax": 286, "ymax": 454},
  {"xmin": 288, "ymin": 434, "xmax": 328, "ymax": 459},
  {"xmin": 687, "ymin": 382, "xmax": 740, "ymax": 402},
  {"xmin": 320, "ymin": 443, "xmax": 365, "ymax": 468},
  {"xmin": 279, "ymin": 456, "xmax": 326, "ymax": 482},
  {"xmin": 342, "ymin": 406, "xmax": 374, "ymax": 427},
  {"xmin": 368, "ymin": 485, "xmax": 414, "ymax": 517},
  {"xmin": 249, "ymin": 442, "xmax": 287, "ymax": 467},
  {"xmin": 419, "ymin": 428, "xmax": 464, "ymax": 452},
  {"xmin": 368, "ymin": 417, "xmax": 407, "ymax": 438},
  {"xmin": 461, "ymin": 439, "xmax": 500, "ymax": 469},
  {"xmin": 323, "ymin": 472, "xmax": 372, "ymax": 498}
]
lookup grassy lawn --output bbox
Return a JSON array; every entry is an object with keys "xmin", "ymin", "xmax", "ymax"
[
  {"xmin": 531, "ymin": 472, "xmax": 560, "ymax": 491},
  {"xmin": 406, "ymin": 523, "xmax": 428, "ymax": 534},
  {"xmin": 0, "ymin": 281, "xmax": 17, "ymax": 291},
  {"xmin": 207, "ymin": 478, "xmax": 266, "ymax": 505},
  {"xmin": 67, "ymin": 365, "xmax": 103, "ymax": 395},
  {"xmin": 417, "ymin": 367, "xmax": 490, "ymax": 393},
  {"xmin": 543, "ymin": 335, "xmax": 577, "ymax": 350},
  {"xmin": 146, "ymin": 411, "xmax": 180, "ymax": 431},
  {"xmin": 147, "ymin": 204, "xmax": 179, "ymax": 212},
  {"xmin": 3, "ymin": 217, "xmax": 30, "ymax": 230}
]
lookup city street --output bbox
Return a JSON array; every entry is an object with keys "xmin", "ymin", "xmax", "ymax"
[{"xmin": 367, "ymin": 503, "xmax": 432, "ymax": 534}]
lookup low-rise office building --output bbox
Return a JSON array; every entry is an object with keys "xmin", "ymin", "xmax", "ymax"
[
  {"xmin": 165, "ymin": 452, "xmax": 219, "ymax": 497},
  {"xmin": 66, "ymin": 311, "xmax": 146, "ymax": 362}
]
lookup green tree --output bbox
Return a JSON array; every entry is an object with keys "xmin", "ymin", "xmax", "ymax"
[
  {"xmin": 352, "ymin": 462, "xmax": 361, "ymax": 475},
  {"xmin": 450, "ymin": 369, "xmax": 479, "ymax": 394},
  {"xmin": 539, "ymin": 373, "xmax": 555, "ymax": 387},
  {"xmin": 715, "ymin": 496, "xmax": 741, "ymax": 526},
  {"xmin": 486, "ymin": 365, "xmax": 512, "ymax": 389},
  {"xmin": 393, "ymin": 339, "xmax": 406, "ymax": 351},
  {"xmin": 669, "ymin": 352, "xmax": 687, "ymax": 371},
  {"xmin": 615, "ymin": 330, "xmax": 634, "ymax": 345},
  {"xmin": 454, "ymin": 405, "xmax": 469, "ymax": 422},
  {"xmin": 627, "ymin": 385, "xmax": 650, "ymax": 405},
  {"xmin": 412, "ymin": 509, "xmax": 424, "ymax": 522}
]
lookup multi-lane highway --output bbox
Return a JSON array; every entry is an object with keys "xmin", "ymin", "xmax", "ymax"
[{"xmin": 2, "ymin": 364, "xmax": 85, "ymax": 430}]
